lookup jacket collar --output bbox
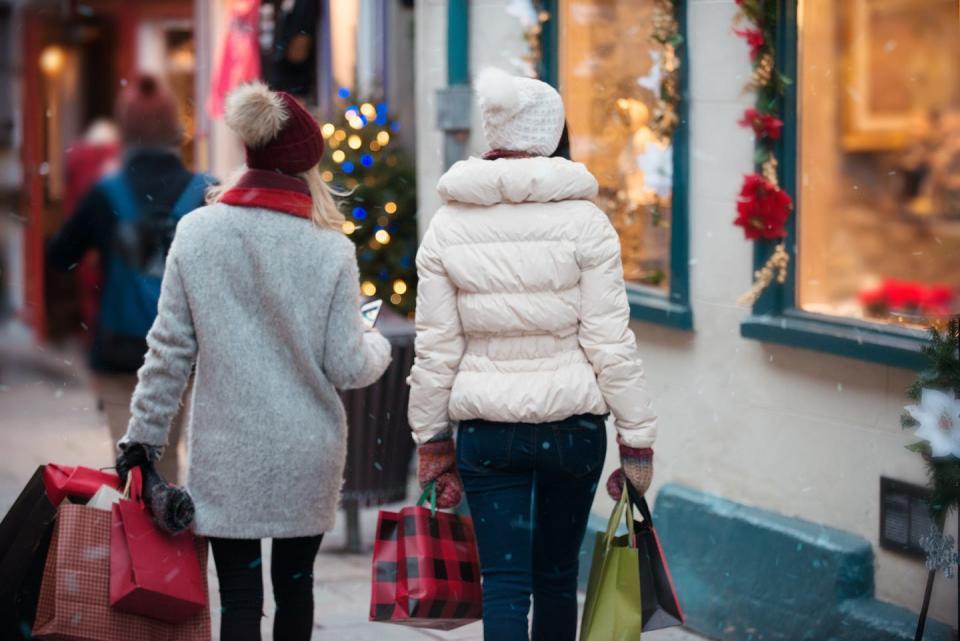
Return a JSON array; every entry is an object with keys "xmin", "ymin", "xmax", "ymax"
[
  {"xmin": 437, "ymin": 156, "xmax": 599, "ymax": 206},
  {"xmin": 219, "ymin": 169, "xmax": 313, "ymax": 219}
]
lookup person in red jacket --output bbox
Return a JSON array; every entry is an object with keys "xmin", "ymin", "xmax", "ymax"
[{"xmin": 63, "ymin": 119, "xmax": 120, "ymax": 338}]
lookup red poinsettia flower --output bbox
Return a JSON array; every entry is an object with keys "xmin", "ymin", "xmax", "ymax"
[
  {"xmin": 734, "ymin": 174, "xmax": 792, "ymax": 240},
  {"xmin": 922, "ymin": 284, "xmax": 955, "ymax": 317},
  {"xmin": 735, "ymin": 28, "xmax": 765, "ymax": 61},
  {"xmin": 883, "ymin": 279, "xmax": 925, "ymax": 312},
  {"xmin": 860, "ymin": 280, "xmax": 955, "ymax": 318},
  {"xmin": 738, "ymin": 107, "xmax": 784, "ymax": 141}
]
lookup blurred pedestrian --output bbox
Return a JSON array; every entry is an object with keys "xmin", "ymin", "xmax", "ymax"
[
  {"xmin": 116, "ymin": 82, "xmax": 391, "ymax": 641},
  {"xmin": 407, "ymin": 67, "xmax": 658, "ymax": 641},
  {"xmin": 47, "ymin": 75, "xmax": 210, "ymax": 483},
  {"xmin": 63, "ymin": 118, "xmax": 120, "ymax": 340}
]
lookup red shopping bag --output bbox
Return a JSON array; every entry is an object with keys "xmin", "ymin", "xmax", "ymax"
[
  {"xmin": 109, "ymin": 469, "xmax": 206, "ymax": 623},
  {"xmin": 370, "ymin": 482, "xmax": 482, "ymax": 630},
  {"xmin": 33, "ymin": 502, "xmax": 210, "ymax": 641},
  {"xmin": 42, "ymin": 463, "xmax": 119, "ymax": 506}
]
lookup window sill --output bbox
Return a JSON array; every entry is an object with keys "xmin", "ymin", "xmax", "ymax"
[
  {"xmin": 627, "ymin": 288, "xmax": 693, "ymax": 331},
  {"xmin": 740, "ymin": 309, "xmax": 928, "ymax": 370}
]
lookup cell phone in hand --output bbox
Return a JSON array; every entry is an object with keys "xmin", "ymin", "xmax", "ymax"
[{"xmin": 361, "ymin": 299, "xmax": 384, "ymax": 329}]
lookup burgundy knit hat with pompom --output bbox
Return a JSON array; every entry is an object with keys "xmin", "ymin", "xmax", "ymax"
[
  {"xmin": 115, "ymin": 75, "xmax": 183, "ymax": 147},
  {"xmin": 224, "ymin": 82, "xmax": 324, "ymax": 175}
]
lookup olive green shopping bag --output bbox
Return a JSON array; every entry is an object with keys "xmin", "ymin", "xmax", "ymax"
[{"xmin": 580, "ymin": 482, "xmax": 643, "ymax": 641}]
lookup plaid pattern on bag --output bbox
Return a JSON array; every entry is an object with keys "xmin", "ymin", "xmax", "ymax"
[
  {"xmin": 33, "ymin": 503, "xmax": 210, "ymax": 641},
  {"xmin": 370, "ymin": 505, "xmax": 482, "ymax": 630}
]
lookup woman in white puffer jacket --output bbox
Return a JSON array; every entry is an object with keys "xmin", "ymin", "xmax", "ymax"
[{"xmin": 407, "ymin": 68, "xmax": 658, "ymax": 641}]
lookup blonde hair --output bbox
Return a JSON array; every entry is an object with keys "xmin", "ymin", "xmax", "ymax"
[{"xmin": 207, "ymin": 164, "xmax": 346, "ymax": 230}]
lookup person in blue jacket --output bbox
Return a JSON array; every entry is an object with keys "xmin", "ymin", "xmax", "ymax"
[{"xmin": 47, "ymin": 74, "xmax": 212, "ymax": 482}]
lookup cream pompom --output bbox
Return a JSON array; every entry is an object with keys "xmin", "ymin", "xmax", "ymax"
[
  {"xmin": 476, "ymin": 67, "xmax": 521, "ymax": 115},
  {"xmin": 224, "ymin": 82, "xmax": 289, "ymax": 148}
]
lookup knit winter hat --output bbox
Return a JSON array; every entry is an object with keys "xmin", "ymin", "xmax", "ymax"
[
  {"xmin": 115, "ymin": 75, "xmax": 183, "ymax": 147},
  {"xmin": 475, "ymin": 67, "xmax": 565, "ymax": 157},
  {"xmin": 224, "ymin": 82, "xmax": 324, "ymax": 175}
]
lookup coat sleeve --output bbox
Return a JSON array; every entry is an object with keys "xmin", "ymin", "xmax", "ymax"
[
  {"xmin": 407, "ymin": 221, "xmax": 465, "ymax": 445},
  {"xmin": 124, "ymin": 245, "xmax": 197, "ymax": 449},
  {"xmin": 47, "ymin": 188, "xmax": 111, "ymax": 271},
  {"xmin": 576, "ymin": 210, "xmax": 657, "ymax": 448},
  {"xmin": 322, "ymin": 254, "xmax": 392, "ymax": 390}
]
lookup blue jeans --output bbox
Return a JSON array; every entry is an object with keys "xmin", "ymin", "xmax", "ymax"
[{"xmin": 457, "ymin": 414, "xmax": 607, "ymax": 641}]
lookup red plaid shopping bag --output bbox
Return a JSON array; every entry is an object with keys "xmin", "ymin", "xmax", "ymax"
[
  {"xmin": 370, "ymin": 482, "xmax": 482, "ymax": 630},
  {"xmin": 33, "ymin": 503, "xmax": 211, "ymax": 641}
]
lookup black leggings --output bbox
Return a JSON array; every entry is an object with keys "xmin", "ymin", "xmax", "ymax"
[{"xmin": 209, "ymin": 535, "xmax": 324, "ymax": 641}]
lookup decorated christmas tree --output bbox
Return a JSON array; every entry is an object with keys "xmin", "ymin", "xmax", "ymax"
[{"xmin": 318, "ymin": 90, "xmax": 417, "ymax": 315}]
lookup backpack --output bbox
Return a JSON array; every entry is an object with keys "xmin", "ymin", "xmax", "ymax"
[{"xmin": 95, "ymin": 172, "xmax": 210, "ymax": 371}]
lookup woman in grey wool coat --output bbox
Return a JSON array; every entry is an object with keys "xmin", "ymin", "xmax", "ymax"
[{"xmin": 115, "ymin": 82, "xmax": 392, "ymax": 641}]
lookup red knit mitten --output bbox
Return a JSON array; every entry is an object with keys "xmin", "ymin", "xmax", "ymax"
[
  {"xmin": 606, "ymin": 444, "xmax": 654, "ymax": 500},
  {"xmin": 417, "ymin": 438, "xmax": 463, "ymax": 509}
]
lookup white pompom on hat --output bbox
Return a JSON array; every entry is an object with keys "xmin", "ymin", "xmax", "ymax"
[{"xmin": 475, "ymin": 67, "xmax": 565, "ymax": 157}]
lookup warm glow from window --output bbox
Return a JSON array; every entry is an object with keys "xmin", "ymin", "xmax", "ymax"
[
  {"xmin": 797, "ymin": 0, "xmax": 959, "ymax": 326},
  {"xmin": 559, "ymin": 0, "xmax": 673, "ymax": 289}
]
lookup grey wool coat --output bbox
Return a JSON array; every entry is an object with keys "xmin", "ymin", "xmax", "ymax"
[{"xmin": 124, "ymin": 204, "xmax": 392, "ymax": 538}]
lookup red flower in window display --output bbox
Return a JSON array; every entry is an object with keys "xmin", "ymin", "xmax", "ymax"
[
  {"xmin": 883, "ymin": 279, "xmax": 925, "ymax": 313},
  {"xmin": 738, "ymin": 108, "xmax": 783, "ymax": 141},
  {"xmin": 735, "ymin": 29, "xmax": 765, "ymax": 61},
  {"xmin": 734, "ymin": 174, "xmax": 793, "ymax": 240},
  {"xmin": 923, "ymin": 285, "xmax": 955, "ymax": 318}
]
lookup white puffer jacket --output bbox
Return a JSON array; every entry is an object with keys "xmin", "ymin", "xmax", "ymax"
[{"xmin": 407, "ymin": 156, "xmax": 657, "ymax": 448}]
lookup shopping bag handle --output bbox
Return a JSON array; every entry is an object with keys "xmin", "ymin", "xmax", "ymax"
[
  {"xmin": 121, "ymin": 467, "xmax": 144, "ymax": 504},
  {"xmin": 603, "ymin": 479, "xmax": 637, "ymax": 549},
  {"xmin": 416, "ymin": 480, "xmax": 438, "ymax": 518},
  {"xmin": 625, "ymin": 479, "xmax": 654, "ymax": 526}
]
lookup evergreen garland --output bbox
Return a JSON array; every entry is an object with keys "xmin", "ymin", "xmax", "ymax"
[{"xmin": 903, "ymin": 319, "xmax": 960, "ymax": 522}]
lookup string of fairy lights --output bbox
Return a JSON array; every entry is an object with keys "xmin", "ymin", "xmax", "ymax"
[{"xmin": 317, "ymin": 91, "xmax": 414, "ymax": 311}]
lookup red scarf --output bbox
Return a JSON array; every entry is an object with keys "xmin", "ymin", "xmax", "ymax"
[
  {"xmin": 482, "ymin": 149, "xmax": 537, "ymax": 160},
  {"xmin": 219, "ymin": 169, "xmax": 313, "ymax": 219}
]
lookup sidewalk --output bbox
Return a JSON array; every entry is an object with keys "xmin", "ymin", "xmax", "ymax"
[{"xmin": 0, "ymin": 333, "xmax": 709, "ymax": 641}]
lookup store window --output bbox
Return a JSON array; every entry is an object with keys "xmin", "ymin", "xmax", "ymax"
[
  {"xmin": 796, "ymin": 0, "xmax": 960, "ymax": 327},
  {"xmin": 557, "ymin": 0, "xmax": 677, "ymax": 293}
]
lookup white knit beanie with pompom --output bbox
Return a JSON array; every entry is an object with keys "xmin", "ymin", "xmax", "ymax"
[{"xmin": 475, "ymin": 67, "xmax": 565, "ymax": 157}]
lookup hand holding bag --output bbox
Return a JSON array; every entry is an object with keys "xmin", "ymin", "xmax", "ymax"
[
  {"xmin": 109, "ymin": 468, "xmax": 207, "ymax": 624},
  {"xmin": 627, "ymin": 483, "xmax": 685, "ymax": 631},
  {"xmin": 369, "ymin": 481, "xmax": 483, "ymax": 630},
  {"xmin": 580, "ymin": 479, "xmax": 644, "ymax": 641}
]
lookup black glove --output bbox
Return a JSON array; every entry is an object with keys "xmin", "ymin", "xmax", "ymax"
[
  {"xmin": 115, "ymin": 442, "xmax": 152, "ymax": 486},
  {"xmin": 115, "ymin": 442, "xmax": 195, "ymax": 534}
]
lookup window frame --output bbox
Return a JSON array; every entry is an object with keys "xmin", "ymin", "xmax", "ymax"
[
  {"xmin": 541, "ymin": 0, "xmax": 693, "ymax": 331},
  {"xmin": 739, "ymin": 0, "xmax": 929, "ymax": 370}
]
